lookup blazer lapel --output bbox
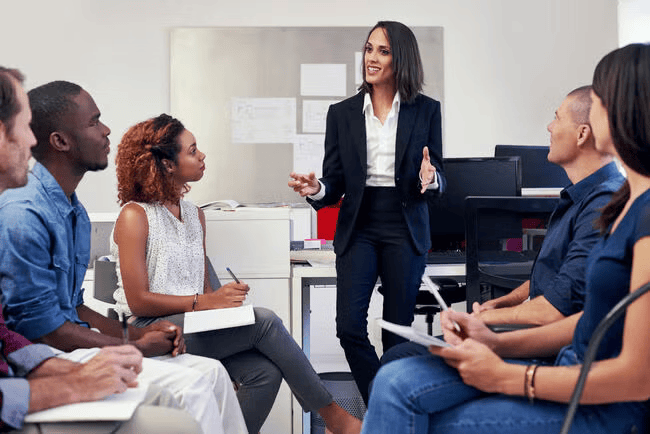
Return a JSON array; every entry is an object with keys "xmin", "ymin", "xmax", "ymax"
[
  {"xmin": 348, "ymin": 93, "xmax": 367, "ymax": 176},
  {"xmin": 395, "ymin": 99, "xmax": 418, "ymax": 171}
]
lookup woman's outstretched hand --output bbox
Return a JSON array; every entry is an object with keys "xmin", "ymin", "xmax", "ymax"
[
  {"xmin": 419, "ymin": 147, "xmax": 437, "ymax": 193},
  {"xmin": 288, "ymin": 172, "xmax": 321, "ymax": 197}
]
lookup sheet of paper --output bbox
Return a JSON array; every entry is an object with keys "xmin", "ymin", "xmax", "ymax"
[
  {"xmin": 24, "ymin": 385, "xmax": 147, "ymax": 423},
  {"xmin": 184, "ymin": 303, "xmax": 255, "ymax": 334},
  {"xmin": 355, "ymin": 51, "xmax": 363, "ymax": 85},
  {"xmin": 300, "ymin": 64, "xmax": 347, "ymax": 96},
  {"xmin": 302, "ymin": 100, "xmax": 338, "ymax": 134},
  {"xmin": 231, "ymin": 98, "xmax": 296, "ymax": 144},
  {"xmin": 293, "ymin": 134, "xmax": 325, "ymax": 177},
  {"xmin": 377, "ymin": 319, "xmax": 451, "ymax": 348}
]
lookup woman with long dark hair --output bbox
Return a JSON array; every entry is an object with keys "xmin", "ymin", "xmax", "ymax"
[{"xmin": 361, "ymin": 43, "xmax": 650, "ymax": 434}]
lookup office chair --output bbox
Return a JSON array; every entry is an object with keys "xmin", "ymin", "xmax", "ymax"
[
  {"xmin": 93, "ymin": 259, "xmax": 120, "ymax": 320},
  {"xmin": 413, "ymin": 278, "xmax": 465, "ymax": 335},
  {"xmin": 560, "ymin": 281, "xmax": 650, "ymax": 434}
]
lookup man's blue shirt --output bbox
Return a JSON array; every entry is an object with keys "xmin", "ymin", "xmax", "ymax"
[
  {"xmin": 528, "ymin": 161, "xmax": 625, "ymax": 316},
  {"xmin": 0, "ymin": 162, "xmax": 91, "ymax": 340}
]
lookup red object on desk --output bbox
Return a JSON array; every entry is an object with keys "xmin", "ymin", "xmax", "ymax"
[{"xmin": 317, "ymin": 199, "xmax": 342, "ymax": 240}]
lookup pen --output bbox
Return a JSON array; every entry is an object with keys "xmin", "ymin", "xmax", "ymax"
[
  {"xmin": 122, "ymin": 313, "xmax": 129, "ymax": 345},
  {"xmin": 226, "ymin": 267, "xmax": 240, "ymax": 283},
  {"xmin": 422, "ymin": 276, "xmax": 462, "ymax": 333}
]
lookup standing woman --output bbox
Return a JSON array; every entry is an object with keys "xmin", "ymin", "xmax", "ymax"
[
  {"xmin": 361, "ymin": 43, "xmax": 650, "ymax": 434},
  {"xmin": 289, "ymin": 21, "xmax": 444, "ymax": 403},
  {"xmin": 111, "ymin": 114, "xmax": 361, "ymax": 434}
]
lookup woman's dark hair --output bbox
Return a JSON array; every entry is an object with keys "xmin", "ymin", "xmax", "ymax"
[
  {"xmin": 116, "ymin": 114, "xmax": 188, "ymax": 206},
  {"xmin": 358, "ymin": 21, "xmax": 424, "ymax": 103},
  {"xmin": 594, "ymin": 43, "xmax": 650, "ymax": 232}
]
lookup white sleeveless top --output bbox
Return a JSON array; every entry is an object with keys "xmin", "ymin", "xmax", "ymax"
[{"xmin": 110, "ymin": 200, "xmax": 205, "ymax": 318}]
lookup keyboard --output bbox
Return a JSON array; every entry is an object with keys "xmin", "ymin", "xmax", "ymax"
[{"xmin": 426, "ymin": 250, "xmax": 466, "ymax": 264}]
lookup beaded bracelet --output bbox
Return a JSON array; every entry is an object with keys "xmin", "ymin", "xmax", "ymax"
[
  {"xmin": 192, "ymin": 293, "xmax": 199, "ymax": 312},
  {"xmin": 525, "ymin": 364, "xmax": 539, "ymax": 403}
]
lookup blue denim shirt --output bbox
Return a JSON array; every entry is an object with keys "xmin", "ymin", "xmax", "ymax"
[
  {"xmin": 0, "ymin": 162, "xmax": 91, "ymax": 341},
  {"xmin": 528, "ymin": 162, "xmax": 625, "ymax": 316}
]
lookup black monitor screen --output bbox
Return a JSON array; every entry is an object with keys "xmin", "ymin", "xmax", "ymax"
[
  {"xmin": 429, "ymin": 157, "xmax": 522, "ymax": 251},
  {"xmin": 495, "ymin": 145, "xmax": 570, "ymax": 189}
]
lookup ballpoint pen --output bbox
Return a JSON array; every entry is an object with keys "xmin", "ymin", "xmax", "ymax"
[
  {"xmin": 122, "ymin": 313, "xmax": 129, "ymax": 345},
  {"xmin": 422, "ymin": 276, "xmax": 462, "ymax": 333},
  {"xmin": 226, "ymin": 267, "xmax": 240, "ymax": 284}
]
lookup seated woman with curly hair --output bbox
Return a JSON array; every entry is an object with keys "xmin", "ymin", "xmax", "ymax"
[{"xmin": 111, "ymin": 114, "xmax": 362, "ymax": 434}]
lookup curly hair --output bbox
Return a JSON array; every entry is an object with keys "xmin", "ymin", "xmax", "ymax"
[{"xmin": 116, "ymin": 114, "xmax": 189, "ymax": 206}]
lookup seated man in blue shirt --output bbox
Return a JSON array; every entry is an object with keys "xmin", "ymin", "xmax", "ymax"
[
  {"xmin": 0, "ymin": 66, "xmax": 200, "ymax": 434},
  {"xmin": 381, "ymin": 86, "xmax": 624, "ymax": 365},
  {"xmin": 0, "ymin": 79, "xmax": 246, "ymax": 434},
  {"xmin": 473, "ymin": 85, "xmax": 625, "ymax": 326}
]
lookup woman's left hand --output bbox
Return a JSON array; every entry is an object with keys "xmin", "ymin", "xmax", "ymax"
[
  {"xmin": 429, "ymin": 339, "xmax": 512, "ymax": 394},
  {"xmin": 419, "ymin": 147, "xmax": 437, "ymax": 193}
]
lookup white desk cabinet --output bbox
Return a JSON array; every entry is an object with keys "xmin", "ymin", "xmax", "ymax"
[{"xmin": 203, "ymin": 208, "xmax": 292, "ymax": 434}]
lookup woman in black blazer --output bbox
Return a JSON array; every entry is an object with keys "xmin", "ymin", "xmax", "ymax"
[{"xmin": 289, "ymin": 21, "xmax": 444, "ymax": 403}]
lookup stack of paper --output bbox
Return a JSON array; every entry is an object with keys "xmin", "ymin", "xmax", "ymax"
[
  {"xmin": 377, "ymin": 319, "xmax": 450, "ymax": 348},
  {"xmin": 184, "ymin": 304, "xmax": 255, "ymax": 334}
]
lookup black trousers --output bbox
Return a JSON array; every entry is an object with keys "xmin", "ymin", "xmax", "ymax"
[{"xmin": 335, "ymin": 187, "xmax": 426, "ymax": 404}]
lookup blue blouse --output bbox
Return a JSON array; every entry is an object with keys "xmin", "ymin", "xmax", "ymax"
[{"xmin": 572, "ymin": 188, "xmax": 650, "ymax": 361}]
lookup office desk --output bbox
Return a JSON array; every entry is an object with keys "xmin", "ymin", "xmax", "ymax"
[{"xmin": 290, "ymin": 262, "xmax": 465, "ymax": 434}]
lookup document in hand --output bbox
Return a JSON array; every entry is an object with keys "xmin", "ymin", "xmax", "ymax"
[
  {"xmin": 377, "ymin": 319, "xmax": 451, "ymax": 348},
  {"xmin": 184, "ymin": 303, "xmax": 255, "ymax": 334},
  {"xmin": 24, "ymin": 385, "xmax": 148, "ymax": 422}
]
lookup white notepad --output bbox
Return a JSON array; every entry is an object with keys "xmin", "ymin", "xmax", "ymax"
[
  {"xmin": 184, "ymin": 304, "xmax": 255, "ymax": 334},
  {"xmin": 24, "ymin": 385, "xmax": 147, "ymax": 423},
  {"xmin": 377, "ymin": 319, "xmax": 451, "ymax": 348}
]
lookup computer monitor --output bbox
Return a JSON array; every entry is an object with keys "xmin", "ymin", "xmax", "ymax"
[
  {"xmin": 494, "ymin": 145, "xmax": 570, "ymax": 189},
  {"xmin": 429, "ymin": 157, "xmax": 522, "ymax": 251}
]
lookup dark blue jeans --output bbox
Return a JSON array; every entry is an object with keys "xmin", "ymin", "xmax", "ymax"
[
  {"xmin": 362, "ymin": 346, "xmax": 648, "ymax": 434},
  {"xmin": 335, "ymin": 187, "xmax": 426, "ymax": 404}
]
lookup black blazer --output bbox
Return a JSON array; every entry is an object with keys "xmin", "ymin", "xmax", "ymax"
[{"xmin": 308, "ymin": 91, "xmax": 445, "ymax": 256}]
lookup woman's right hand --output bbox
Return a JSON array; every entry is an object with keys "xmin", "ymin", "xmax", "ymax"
[
  {"xmin": 440, "ymin": 310, "xmax": 499, "ymax": 350},
  {"xmin": 288, "ymin": 172, "xmax": 321, "ymax": 197},
  {"xmin": 201, "ymin": 282, "xmax": 250, "ymax": 309}
]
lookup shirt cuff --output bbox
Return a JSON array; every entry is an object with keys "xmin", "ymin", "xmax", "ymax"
[
  {"xmin": 8, "ymin": 344, "xmax": 56, "ymax": 377},
  {"xmin": 308, "ymin": 180, "xmax": 326, "ymax": 201},
  {"xmin": 0, "ymin": 378, "xmax": 30, "ymax": 430},
  {"xmin": 420, "ymin": 171, "xmax": 440, "ymax": 190}
]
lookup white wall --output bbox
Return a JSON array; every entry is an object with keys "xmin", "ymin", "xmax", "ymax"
[
  {"xmin": 2, "ymin": 0, "xmax": 617, "ymax": 213},
  {"xmin": 619, "ymin": 0, "xmax": 650, "ymax": 45}
]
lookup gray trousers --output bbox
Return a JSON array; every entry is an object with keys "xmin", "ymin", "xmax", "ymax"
[
  {"xmin": 13, "ymin": 384, "xmax": 202, "ymax": 434},
  {"xmin": 134, "ymin": 307, "xmax": 333, "ymax": 433}
]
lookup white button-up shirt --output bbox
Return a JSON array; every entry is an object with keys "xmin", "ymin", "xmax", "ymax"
[{"xmin": 364, "ymin": 91, "xmax": 400, "ymax": 187}]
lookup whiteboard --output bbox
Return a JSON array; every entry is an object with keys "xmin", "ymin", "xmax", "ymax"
[{"xmin": 171, "ymin": 27, "xmax": 443, "ymax": 206}]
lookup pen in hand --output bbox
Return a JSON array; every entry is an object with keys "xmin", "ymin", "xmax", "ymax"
[
  {"xmin": 422, "ymin": 276, "xmax": 462, "ymax": 333},
  {"xmin": 122, "ymin": 313, "xmax": 129, "ymax": 345},
  {"xmin": 226, "ymin": 267, "xmax": 240, "ymax": 284}
]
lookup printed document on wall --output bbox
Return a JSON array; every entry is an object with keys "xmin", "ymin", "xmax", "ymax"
[
  {"xmin": 300, "ymin": 64, "xmax": 347, "ymax": 97},
  {"xmin": 293, "ymin": 134, "xmax": 325, "ymax": 178},
  {"xmin": 231, "ymin": 97, "xmax": 296, "ymax": 144},
  {"xmin": 302, "ymin": 100, "xmax": 339, "ymax": 134}
]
